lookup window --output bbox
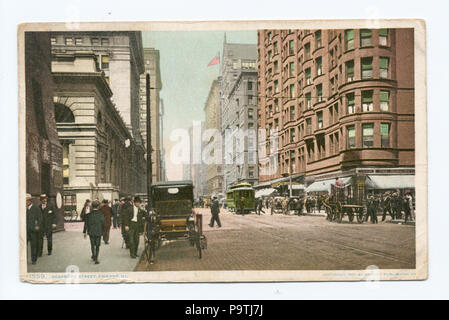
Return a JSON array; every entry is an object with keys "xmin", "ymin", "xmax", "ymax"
[
  {"xmin": 289, "ymin": 84, "xmax": 295, "ymax": 98},
  {"xmin": 346, "ymin": 60, "xmax": 354, "ymax": 82},
  {"xmin": 315, "ymin": 30, "xmax": 322, "ymax": 48},
  {"xmin": 362, "ymin": 90, "xmax": 373, "ymax": 112},
  {"xmin": 360, "ymin": 29, "xmax": 372, "ymax": 47},
  {"xmin": 51, "ymin": 37, "xmax": 57, "ymax": 45},
  {"xmin": 347, "ymin": 93, "xmax": 355, "ymax": 114},
  {"xmin": 306, "ymin": 93, "xmax": 312, "ymax": 109},
  {"xmin": 248, "ymin": 122, "xmax": 254, "ymax": 129},
  {"xmin": 269, "ymin": 105, "xmax": 273, "ymax": 117},
  {"xmin": 317, "ymin": 111, "xmax": 323, "ymax": 129},
  {"xmin": 345, "ymin": 30, "xmax": 354, "ymax": 50},
  {"xmin": 347, "ymin": 125, "xmax": 355, "ymax": 148},
  {"xmin": 63, "ymin": 144, "xmax": 69, "ymax": 185},
  {"xmin": 65, "ymin": 37, "xmax": 73, "ymax": 45},
  {"xmin": 101, "ymin": 38, "xmax": 109, "ymax": 46},
  {"xmin": 290, "ymin": 128, "xmax": 296, "ymax": 142},
  {"xmin": 274, "ymin": 60, "xmax": 278, "ymax": 73},
  {"xmin": 304, "ymin": 43, "xmax": 311, "ymax": 60},
  {"xmin": 274, "ymin": 99, "xmax": 279, "ymax": 112},
  {"xmin": 75, "ymin": 37, "xmax": 83, "ymax": 45},
  {"xmin": 274, "ymin": 80, "xmax": 279, "ymax": 93},
  {"xmin": 362, "ymin": 123, "xmax": 374, "ymax": 147},
  {"xmin": 268, "ymin": 51, "xmax": 272, "ymax": 61},
  {"xmin": 306, "ymin": 118, "xmax": 312, "ymax": 135},
  {"xmin": 248, "ymin": 81, "xmax": 253, "ymax": 90},
  {"xmin": 290, "ymin": 105, "xmax": 295, "ymax": 120},
  {"xmin": 248, "ymin": 108, "xmax": 254, "ymax": 119},
  {"xmin": 305, "ymin": 68, "xmax": 311, "ymax": 85},
  {"xmin": 289, "ymin": 40, "xmax": 294, "ymax": 55},
  {"xmin": 316, "ymin": 84, "xmax": 323, "ymax": 102},
  {"xmin": 380, "ymin": 57, "xmax": 389, "ymax": 79},
  {"xmin": 380, "ymin": 91, "xmax": 390, "ymax": 111},
  {"xmin": 316, "ymin": 56, "xmax": 322, "ymax": 76},
  {"xmin": 379, "ymin": 29, "xmax": 388, "ymax": 46},
  {"xmin": 267, "ymin": 32, "xmax": 272, "ymax": 43},
  {"xmin": 101, "ymin": 55, "xmax": 109, "ymax": 69},
  {"xmin": 289, "ymin": 61, "xmax": 295, "ymax": 77},
  {"xmin": 249, "ymin": 167, "xmax": 255, "ymax": 178},
  {"xmin": 381, "ymin": 123, "xmax": 390, "ymax": 147},
  {"xmin": 91, "ymin": 38, "xmax": 99, "ymax": 46},
  {"xmin": 273, "ymin": 42, "xmax": 278, "ymax": 54},
  {"xmin": 361, "ymin": 57, "xmax": 373, "ymax": 79}
]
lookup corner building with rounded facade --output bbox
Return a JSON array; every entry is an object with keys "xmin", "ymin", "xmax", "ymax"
[{"xmin": 257, "ymin": 28, "xmax": 415, "ymax": 188}]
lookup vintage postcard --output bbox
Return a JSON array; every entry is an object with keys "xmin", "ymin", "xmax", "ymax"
[{"xmin": 18, "ymin": 19, "xmax": 427, "ymax": 283}]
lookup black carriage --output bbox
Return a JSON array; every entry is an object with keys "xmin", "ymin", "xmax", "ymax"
[{"xmin": 143, "ymin": 180, "xmax": 207, "ymax": 263}]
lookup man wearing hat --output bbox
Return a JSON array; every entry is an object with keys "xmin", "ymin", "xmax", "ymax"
[
  {"xmin": 209, "ymin": 195, "xmax": 221, "ymax": 227},
  {"xmin": 122, "ymin": 196, "xmax": 145, "ymax": 258},
  {"xmin": 100, "ymin": 199, "xmax": 113, "ymax": 244},
  {"xmin": 112, "ymin": 199, "xmax": 120, "ymax": 229},
  {"xmin": 119, "ymin": 197, "xmax": 131, "ymax": 249},
  {"xmin": 26, "ymin": 194, "xmax": 42, "ymax": 264},
  {"xmin": 38, "ymin": 194, "xmax": 57, "ymax": 256},
  {"xmin": 83, "ymin": 200, "xmax": 104, "ymax": 264}
]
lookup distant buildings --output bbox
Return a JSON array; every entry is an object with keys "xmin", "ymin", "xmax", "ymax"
[
  {"xmin": 204, "ymin": 79, "xmax": 223, "ymax": 196},
  {"xmin": 257, "ymin": 29, "xmax": 415, "ymax": 191},
  {"xmin": 25, "ymin": 32, "xmax": 64, "ymax": 230},
  {"xmin": 139, "ymin": 48, "xmax": 163, "ymax": 182},
  {"xmin": 219, "ymin": 36, "xmax": 258, "ymax": 192}
]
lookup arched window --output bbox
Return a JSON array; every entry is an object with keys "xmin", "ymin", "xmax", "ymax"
[{"xmin": 54, "ymin": 103, "xmax": 75, "ymax": 123}]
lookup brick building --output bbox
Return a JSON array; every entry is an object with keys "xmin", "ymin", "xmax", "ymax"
[
  {"xmin": 25, "ymin": 32, "xmax": 64, "ymax": 230},
  {"xmin": 257, "ymin": 29, "xmax": 415, "ymax": 190}
]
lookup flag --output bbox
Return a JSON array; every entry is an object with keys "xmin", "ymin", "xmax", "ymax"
[{"xmin": 207, "ymin": 55, "xmax": 220, "ymax": 66}]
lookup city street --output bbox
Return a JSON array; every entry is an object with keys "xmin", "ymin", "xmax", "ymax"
[{"xmin": 136, "ymin": 208, "xmax": 416, "ymax": 271}]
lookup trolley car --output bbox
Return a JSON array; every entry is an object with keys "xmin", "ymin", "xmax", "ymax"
[{"xmin": 225, "ymin": 183, "xmax": 255, "ymax": 214}]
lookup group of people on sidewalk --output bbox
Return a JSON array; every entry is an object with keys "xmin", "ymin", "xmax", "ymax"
[
  {"xmin": 26, "ymin": 194, "xmax": 57, "ymax": 265},
  {"xmin": 81, "ymin": 196, "xmax": 146, "ymax": 264}
]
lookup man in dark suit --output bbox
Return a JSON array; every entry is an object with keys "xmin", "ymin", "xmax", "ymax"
[
  {"xmin": 112, "ymin": 199, "xmax": 120, "ymax": 229},
  {"xmin": 38, "ymin": 194, "xmax": 57, "ymax": 256},
  {"xmin": 209, "ymin": 196, "xmax": 222, "ymax": 227},
  {"xmin": 83, "ymin": 200, "xmax": 105, "ymax": 264},
  {"xmin": 26, "ymin": 194, "xmax": 42, "ymax": 265},
  {"xmin": 122, "ymin": 196, "xmax": 145, "ymax": 258},
  {"xmin": 119, "ymin": 197, "xmax": 131, "ymax": 249}
]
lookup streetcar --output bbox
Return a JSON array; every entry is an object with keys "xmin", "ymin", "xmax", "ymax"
[{"xmin": 225, "ymin": 183, "xmax": 255, "ymax": 214}]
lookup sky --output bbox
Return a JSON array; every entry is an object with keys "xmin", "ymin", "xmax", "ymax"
[{"xmin": 142, "ymin": 30, "xmax": 257, "ymax": 181}]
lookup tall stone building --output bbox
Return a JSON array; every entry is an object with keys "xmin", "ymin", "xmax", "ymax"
[
  {"xmin": 204, "ymin": 79, "xmax": 223, "ymax": 196},
  {"xmin": 50, "ymin": 32, "xmax": 147, "ymax": 210},
  {"xmin": 219, "ymin": 37, "xmax": 258, "ymax": 192},
  {"xmin": 25, "ymin": 32, "xmax": 64, "ymax": 230},
  {"xmin": 139, "ymin": 48, "xmax": 162, "ymax": 182},
  {"xmin": 257, "ymin": 29, "xmax": 415, "ymax": 191},
  {"xmin": 52, "ymin": 51, "xmax": 146, "ymax": 212}
]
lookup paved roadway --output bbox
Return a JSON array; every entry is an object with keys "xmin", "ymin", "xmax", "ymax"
[
  {"xmin": 27, "ymin": 223, "xmax": 143, "ymax": 273},
  {"xmin": 136, "ymin": 208, "xmax": 415, "ymax": 271}
]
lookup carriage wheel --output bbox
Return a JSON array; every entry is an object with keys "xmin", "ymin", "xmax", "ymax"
[
  {"xmin": 356, "ymin": 209, "xmax": 364, "ymax": 224},
  {"xmin": 196, "ymin": 235, "xmax": 202, "ymax": 259},
  {"xmin": 336, "ymin": 210, "xmax": 343, "ymax": 223},
  {"xmin": 348, "ymin": 211, "xmax": 354, "ymax": 223}
]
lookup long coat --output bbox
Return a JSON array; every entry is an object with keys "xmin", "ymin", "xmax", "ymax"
[
  {"xmin": 121, "ymin": 204, "xmax": 145, "ymax": 233},
  {"xmin": 100, "ymin": 205, "xmax": 113, "ymax": 231},
  {"xmin": 83, "ymin": 209, "xmax": 105, "ymax": 237},
  {"xmin": 210, "ymin": 199, "xmax": 220, "ymax": 215},
  {"xmin": 27, "ymin": 204, "xmax": 42, "ymax": 233},
  {"xmin": 39, "ymin": 203, "xmax": 57, "ymax": 233}
]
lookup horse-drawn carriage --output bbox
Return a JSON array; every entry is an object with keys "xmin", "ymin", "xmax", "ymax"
[
  {"xmin": 143, "ymin": 180, "xmax": 207, "ymax": 263},
  {"xmin": 322, "ymin": 176, "xmax": 366, "ymax": 224}
]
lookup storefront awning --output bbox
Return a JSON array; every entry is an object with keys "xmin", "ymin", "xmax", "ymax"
[
  {"xmin": 365, "ymin": 175, "xmax": 415, "ymax": 190},
  {"xmin": 305, "ymin": 177, "xmax": 352, "ymax": 193},
  {"xmin": 255, "ymin": 188, "xmax": 276, "ymax": 198}
]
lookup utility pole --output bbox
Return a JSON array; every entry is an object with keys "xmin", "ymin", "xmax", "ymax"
[{"xmin": 146, "ymin": 72, "xmax": 153, "ymax": 211}]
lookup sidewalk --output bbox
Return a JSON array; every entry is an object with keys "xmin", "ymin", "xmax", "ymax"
[{"xmin": 27, "ymin": 223, "xmax": 143, "ymax": 273}]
